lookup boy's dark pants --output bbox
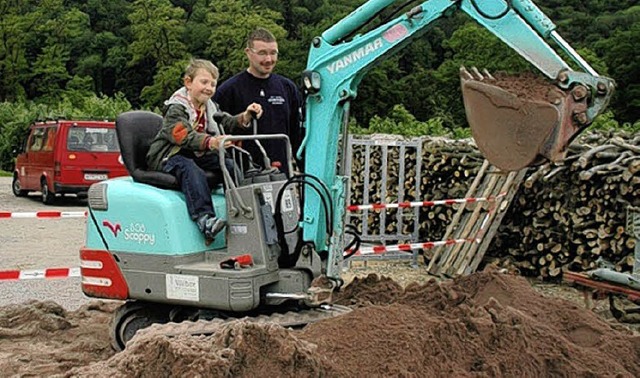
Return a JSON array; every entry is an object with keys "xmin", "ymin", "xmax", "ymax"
[{"xmin": 163, "ymin": 152, "xmax": 234, "ymax": 220}]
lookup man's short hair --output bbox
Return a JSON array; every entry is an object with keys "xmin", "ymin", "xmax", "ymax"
[{"xmin": 247, "ymin": 27, "xmax": 277, "ymax": 48}]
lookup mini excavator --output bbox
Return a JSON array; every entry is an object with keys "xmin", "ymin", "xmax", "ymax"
[{"xmin": 79, "ymin": 0, "xmax": 615, "ymax": 350}]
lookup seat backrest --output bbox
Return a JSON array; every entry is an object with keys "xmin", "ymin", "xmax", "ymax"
[{"xmin": 116, "ymin": 110, "xmax": 178, "ymax": 188}]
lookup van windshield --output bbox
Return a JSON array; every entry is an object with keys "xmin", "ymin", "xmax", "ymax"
[{"xmin": 67, "ymin": 127, "xmax": 119, "ymax": 152}]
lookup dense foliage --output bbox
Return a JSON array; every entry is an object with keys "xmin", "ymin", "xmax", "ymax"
[{"xmin": 0, "ymin": 0, "xmax": 638, "ymax": 170}]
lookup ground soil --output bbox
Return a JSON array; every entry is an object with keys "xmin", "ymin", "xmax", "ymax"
[{"xmin": 2, "ymin": 266, "xmax": 639, "ymax": 378}]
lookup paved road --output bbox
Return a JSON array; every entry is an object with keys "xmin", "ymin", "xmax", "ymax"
[{"xmin": 0, "ymin": 176, "xmax": 95, "ymax": 310}]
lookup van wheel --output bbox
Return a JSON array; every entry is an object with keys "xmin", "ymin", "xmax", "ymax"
[
  {"xmin": 12, "ymin": 174, "xmax": 28, "ymax": 197},
  {"xmin": 41, "ymin": 179, "xmax": 55, "ymax": 205}
]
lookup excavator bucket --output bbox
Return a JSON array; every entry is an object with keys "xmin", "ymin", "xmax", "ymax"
[{"xmin": 460, "ymin": 67, "xmax": 589, "ymax": 171}]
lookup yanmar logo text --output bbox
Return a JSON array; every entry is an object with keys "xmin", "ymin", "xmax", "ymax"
[{"xmin": 327, "ymin": 38, "xmax": 383, "ymax": 74}]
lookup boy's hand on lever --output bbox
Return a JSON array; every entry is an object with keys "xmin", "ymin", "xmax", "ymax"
[{"xmin": 208, "ymin": 135, "xmax": 232, "ymax": 150}]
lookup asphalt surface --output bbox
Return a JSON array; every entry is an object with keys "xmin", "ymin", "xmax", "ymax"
[{"xmin": 0, "ymin": 176, "xmax": 95, "ymax": 310}]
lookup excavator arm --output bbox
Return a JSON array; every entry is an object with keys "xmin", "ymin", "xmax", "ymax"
[{"xmin": 298, "ymin": 0, "xmax": 615, "ymax": 279}]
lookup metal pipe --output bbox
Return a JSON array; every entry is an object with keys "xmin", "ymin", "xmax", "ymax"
[{"xmin": 550, "ymin": 31, "xmax": 599, "ymax": 77}]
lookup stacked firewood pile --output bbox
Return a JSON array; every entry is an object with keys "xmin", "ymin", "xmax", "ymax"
[
  {"xmin": 415, "ymin": 137, "xmax": 485, "ymax": 241},
  {"xmin": 488, "ymin": 132, "xmax": 640, "ymax": 278},
  {"xmin": 348, "ymin": 136, "xmax": 484, "ymax": 239},
  {"xmin": 347, "ymin": 131, "xmax": 639, "ymax": 278}
]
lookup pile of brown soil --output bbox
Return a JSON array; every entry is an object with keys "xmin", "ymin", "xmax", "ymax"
[
  {"xmin": 488, "ymin": 71, "xmax": 565, "ymax": 103},
  {"xmin": 1, "ymin": 271, "xmax": 638, "ymax": 377},
  {"xmin": 304, "ymin": 271, "xmax": 640, "ymax": 376},
  {"xmin": 61, "ymin": 270, "xmax": 640, "ymax": 377},
  {"xmin": 0, "ymin": 301, "xmax": 117, "ymax": 377}
]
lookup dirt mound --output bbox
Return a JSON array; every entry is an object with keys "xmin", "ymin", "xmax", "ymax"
[
  {"xmin": 69, "ymin": 321, "xmax": 337, "ymax": 377},
  {"xmin": 0, "ymin": 300, "xmax": 118, "ymax": 377},
  {"xmin": 304, "ymin": 270, "xmax": 640, "ymax": 376},
  {"xmin": 0, "ymin": 300, "xmax": 71, "ymax": 337},
  {"xmin": 488, "ymin": 71, "xmax": 565, "ymax": 103},
  {"xmin": 2, "ymin": 271, "xmax": 640, "ymax": 377},
  {"xmin": 334, "ymin": 273, "xmax": 405, "ymax": 307}
]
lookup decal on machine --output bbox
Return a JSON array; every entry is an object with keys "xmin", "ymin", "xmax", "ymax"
[
  {"xmin": 383, "ymin": 24, "xmax": 408, "ymax": 43},
  {"xmin": 261, "ymin": 184, "xmax": 275, "ymax": 211},
  {"xmin": 327, "ymin": 38, "xmax": 383, "ymax": 74},
  {"xmin": 102, "ymin": 220, "xmax": 122, "ymax": 237},
  {"xmin": 282, "ymin": 189, "xmax": 294, "ymax": 212},
  {"xmin": 123, "ymin": 222, "xmax": 156, "ymax": 245},
  {"xmin": 166, "ymin": 274, "xmax": 199, "ymax": 301},
  {"xmin": 230, "ymin": 224, "xmax": 248, "ymax": 234}
]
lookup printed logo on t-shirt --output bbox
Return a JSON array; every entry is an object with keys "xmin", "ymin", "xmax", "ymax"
[{"xmin": 268, "ymin": 95, "xmax": 285, "ymax": 105}]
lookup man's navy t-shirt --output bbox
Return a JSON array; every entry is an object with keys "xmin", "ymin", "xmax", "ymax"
[{"xmin": 214, "ymin": 71, "xmax": 303, "ymax": 174}]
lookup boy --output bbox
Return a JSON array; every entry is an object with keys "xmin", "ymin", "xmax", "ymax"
[{"xmin": 147, "ymin": 59, "xmax": 262, "ymax": 241}]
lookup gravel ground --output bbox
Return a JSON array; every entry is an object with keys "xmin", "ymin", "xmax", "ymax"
[{"xmin": 0, "ymin": 176, "xmax": 93, "ymax": 310}]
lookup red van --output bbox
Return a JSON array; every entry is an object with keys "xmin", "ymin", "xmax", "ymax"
[{"xmin": 12, "ymin": 120, "xmax": 128, "ymax": 204}]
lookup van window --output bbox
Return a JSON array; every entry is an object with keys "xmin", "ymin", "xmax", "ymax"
[
  {"xmin": 68, "ymin": 127, "xmax": 119, "ymax": 152},
  {"xmin": 28, "ymin": 128, "xmax": 46, "ymax": 152},
  {"xmin": 43, "ymin": 126, "xmax": 57, "ymax": 151}
]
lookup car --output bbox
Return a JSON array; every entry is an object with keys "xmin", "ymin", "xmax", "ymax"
[{"xmin": 12, "ymin": 120, "xmax": 129, "ymax": 204}]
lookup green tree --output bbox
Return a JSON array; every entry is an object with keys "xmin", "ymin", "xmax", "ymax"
[
  {"xmin": 594, "ymin": 7, "xmax": 640, "ymax": 123},
  {"xmin": 140, "ymin": 59, "xmax": 188, "ymax": 107},
  {"xmin": 205, "ymin": 0, "xmax": 284, "ymax": 79},
  {"xmin": 0, "ymin": 3, "xmax": 42, "ymax": 101},
  {"xmin": 128, "ymin": 0, "xmax": 187, "ymax": 68},
  {"xmin": 27, "ymin": 3, "xmax": 89, "ymax": 100}
]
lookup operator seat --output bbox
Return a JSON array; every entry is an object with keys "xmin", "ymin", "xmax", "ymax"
[{"xmin": 116, "ymin": 110, "xmax": 222, "ymax": 189}]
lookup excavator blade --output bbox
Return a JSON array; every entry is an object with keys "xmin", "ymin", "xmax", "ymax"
[{"xmin": 460, "ymin": 67, "xmax": 587, "ymax": 171}]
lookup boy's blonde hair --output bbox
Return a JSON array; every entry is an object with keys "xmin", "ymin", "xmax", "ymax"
[{"xmin": 184, "ymin": 59, "xmax": 219, "ymax": 81}]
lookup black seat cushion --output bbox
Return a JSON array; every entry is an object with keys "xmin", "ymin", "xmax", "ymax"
[{"xmin": 116, "ymin": 110, "xmax": 222, "ymax": 190}]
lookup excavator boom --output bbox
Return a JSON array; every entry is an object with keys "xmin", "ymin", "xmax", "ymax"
[{"xmin": 299, "ymin": 0, "xmax": 615, "ymax": 278}]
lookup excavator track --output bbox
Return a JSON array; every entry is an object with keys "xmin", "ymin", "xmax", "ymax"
[{"xmin": 120, "ymin": 304, "xmax": 352, "ymax": 349}]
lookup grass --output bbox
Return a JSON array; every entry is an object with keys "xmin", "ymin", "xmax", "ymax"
[{"xmin": 0, "ymin": 170, "xmax": 11, "ymax": 177}]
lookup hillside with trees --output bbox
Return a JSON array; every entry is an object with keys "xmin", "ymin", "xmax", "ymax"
[{"xmin": 0, "ymin": 0, "xmax": 638, "ymax": 171}]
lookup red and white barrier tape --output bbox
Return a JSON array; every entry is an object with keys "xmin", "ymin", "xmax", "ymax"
[
  {"xmin": 0, "ymin": 211, "xmax": 87, "ymax": 219},
  {"xmin": 346, "ymin": 237, "xmax": 479, "ymax": 256},
  {"xmin": 0, "ymin": 267, "xmax": 81, "ymax": 281},
  {"xmin": 346, "ymin": 192, "xmax": 506, "ymax": 212},
  {"xmin": 347, "ymin": 195, "xmax": 498, "ymax": 257}
]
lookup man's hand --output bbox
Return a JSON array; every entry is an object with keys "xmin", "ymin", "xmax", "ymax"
[{"xmin": 242, "ymin": 103, "xmax": 263, "ymax": 125}]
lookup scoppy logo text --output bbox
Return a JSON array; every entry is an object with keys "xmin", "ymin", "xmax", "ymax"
[{"xmin": 123, "ymin": 223, "xmax": 156, "ymax": 245}]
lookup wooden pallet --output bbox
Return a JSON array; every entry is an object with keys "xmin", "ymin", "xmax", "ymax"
[{"xmin": 426, "ymin": 160, "xmax": 526, "ymax": 277}]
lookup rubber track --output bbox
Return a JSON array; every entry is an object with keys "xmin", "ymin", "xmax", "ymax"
[{"xmin": 134, "ymin": 304, "xmax": 352, "ymax": 341}]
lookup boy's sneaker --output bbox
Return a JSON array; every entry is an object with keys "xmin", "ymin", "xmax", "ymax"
[{"xmin": 197, "ymin": 215, "xmax": 226, "ymax": 240}]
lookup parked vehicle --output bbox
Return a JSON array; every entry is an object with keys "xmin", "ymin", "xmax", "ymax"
[{"xmin": 12, "ymin": 120, "xmax": 128, "ymax": 204}]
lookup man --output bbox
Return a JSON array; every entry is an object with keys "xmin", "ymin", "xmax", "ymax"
[{"xmin": 214, "ymin": 27, "xmax": 303, "ymax": 176}]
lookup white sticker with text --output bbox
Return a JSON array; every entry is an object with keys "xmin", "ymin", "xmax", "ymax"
[{"xmin": 166, "ymin": 274, "xmax": 199, "ymax": 301}]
